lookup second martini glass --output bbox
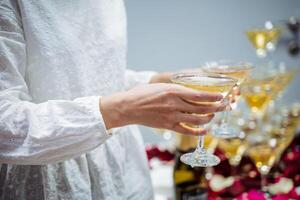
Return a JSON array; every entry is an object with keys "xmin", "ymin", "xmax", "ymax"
[
  {"xmin": 171, "ymin": 73, "xmax": 237, "ymax": 167},
  {"xmin": 202, "ymin": 61, "xmax": 254, "ymax": 138}
]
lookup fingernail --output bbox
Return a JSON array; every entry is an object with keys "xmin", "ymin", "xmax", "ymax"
[{"xmin": 208, "ymin": 113, "xmax": 215, "ymax": 118}]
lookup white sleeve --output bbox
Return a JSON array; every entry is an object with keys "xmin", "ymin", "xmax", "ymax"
[
  {"xmin": 125, "ymin": 69, "xmax": 157, "ymax": 89},
  {"xmin": 0, "ymin": 1, "xmax": 112, "ymax": 165}
]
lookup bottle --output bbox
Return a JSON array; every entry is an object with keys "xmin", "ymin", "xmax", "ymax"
[{"xmin": 173, "ymin": 134, "xmax": 208, "ymax": 200}]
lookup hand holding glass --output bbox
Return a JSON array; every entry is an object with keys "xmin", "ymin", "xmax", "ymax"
[{"xmin": 171, "ymin": 73, "xmax": 237, "ymax": 167}]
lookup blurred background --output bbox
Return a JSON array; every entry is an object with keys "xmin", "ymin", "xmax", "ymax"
[{"xmin": 126, "ymin": 0, "xmax": 300, "ymax": 144}]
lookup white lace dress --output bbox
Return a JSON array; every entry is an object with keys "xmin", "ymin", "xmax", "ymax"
[{"xmin": 0, "ymin": 0, "xmax": 155, "ymax": 199}]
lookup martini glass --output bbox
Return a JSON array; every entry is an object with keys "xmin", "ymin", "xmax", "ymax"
[
  {"xmin": 266, "ymin": 65, "xmax": 298, "ymax": 129},
  {"xmin": 246, "ymin": 25, "xmax": 282, "ymax": 75},
  {"xmin": 218, "ymin": 132, "xmax": 248, "ymax": 173},
  {"xmin": 273, "ymin": 65, "xmax": 298, "ymax": 103},
  {"xmin": 202, "ymin": 61, "xmax": 254, "ymax": 138},
  {"xmin": 246, "ymin": 28, "xmax": 273, "ymax": 58},
  {"xmin": 171, "ymin": 73, "xmax": 237, "ymax": 167},
  {"xmin": 247, "ymin": 134, "xmax": 282, "ymax": 195},
  {"xmin": 242, "ymin": 73, "xmax": 277, "ymax": 132}
]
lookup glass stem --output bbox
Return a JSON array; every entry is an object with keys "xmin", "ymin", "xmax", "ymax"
[
  {"xmin": 198, "ymin": 135, "xmax": 204, "ymax": 149},
  {"xmin": 221, "ymin": 98, "xmax": 230, "ymax": 125},
  {"xmin": 261, "ymin": 174, "xmax": 268, "ymax": 193},
  {"xmin": 255, "ymin": 111, "xmax": 264, "ymax": 134}
]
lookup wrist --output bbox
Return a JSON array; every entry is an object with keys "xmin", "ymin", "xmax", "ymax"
[{"xmin": 99, "ymin": 93, "xmax": 129, "ymax": 129}]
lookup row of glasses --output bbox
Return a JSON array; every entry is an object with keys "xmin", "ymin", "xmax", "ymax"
[
  {"xmin": 171, "ymin": 63, "xmax": 297, "ymax": 168},
  {"xmin": 246, "ymin": 105, "xmax": 300, "ymax": 197},
  {"xmin": 240, "ymin": 62, "xmax": 299, "ymax": 197},
  {"xmin": 246, "ymin": 21, "xmax": 282, "ymax": 59},
  {"xmin": 213, "ymin": 100, "xmax": 300, "ymax": 197},
  {"xmin": 242, "ymin": 64, "xmax": 298, "ymax": 136},
  {"xmin": 168, "ymin": 63, "xmax": 298, "ymax": 200}
]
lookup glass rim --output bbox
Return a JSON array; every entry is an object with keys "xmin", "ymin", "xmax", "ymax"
[
  {"xmin": 171, "ymin": 72, "xmax": 238, "ymax": 85},
  {"xmin": 245, "ymin": 26, "xmax": 282, "ymax": 33}
]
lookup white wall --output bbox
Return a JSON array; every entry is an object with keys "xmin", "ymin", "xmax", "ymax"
[{"xmin": 125, "ymin": 0, "xmax": 300, "ymax": 143}]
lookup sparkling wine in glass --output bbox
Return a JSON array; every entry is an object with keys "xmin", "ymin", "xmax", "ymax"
[
  {"xmin": 246, "ymin": 28, "xmax": 273, "ymax": 58},
  {"xmin": 218, "ymin": 134, "xmax": 248, "ymax": 167},
  {"xmin": 242, "ymin": 75, "xmax": 276, "ymax": 119},
  {"xmin": 247, "ymin": 135, "xmax": 282, "ymax": 194},
  {"xmin": 171, "ymin": 73, "xmax": 237, "ymax": 167}
]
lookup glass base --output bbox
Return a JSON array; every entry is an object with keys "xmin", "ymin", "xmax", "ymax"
[
  {"xmin": 180, "ymin": 148, "xmax": 220, "ymax": 167},
  {"xmin": 212, "ymin": 124, "xmax": 239, "ymax": 139}
]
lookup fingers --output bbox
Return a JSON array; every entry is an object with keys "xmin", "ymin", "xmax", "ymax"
[
  {"xmin": 174, "ymin": 85, "xmax": 223, "ymax": 102},
  {"xmin": 163, "ymin": 112, "xmax": 214, "ymax": 135},
  {"xmin": 175, "ymin": 113, "xmax": 215, "ymax": 126},
  {"xmin": 170, "ymin": 123, "xmax": 207, "ymax": 136},
  {"xmin": 178, "ymin": 99, "xmax": 226, "ymax": 114}
]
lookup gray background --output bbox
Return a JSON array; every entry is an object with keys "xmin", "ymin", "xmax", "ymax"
[{"xmin": 125, "ymin": 0, "xmax": 300, "ymax": 143}]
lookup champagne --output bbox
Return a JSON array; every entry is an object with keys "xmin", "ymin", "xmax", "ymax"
[
  {"xmin": 246, "ymin": 29, "xmax": 277, "ymax": 50},
  {"xmin": 247, "ymin": 29, "xmax": 270, "ymax": 50},
  {"xmin": 172, "ymin": 75, "xmax": 236, "ymax": 96},
  {"xmin": 173, "ymin": 134, "xmax": 208, "ymax": 199},
  {"xmin": 218, "ymin": 138, "xmax": 248, "ymax": 166},
  {"xmin": 248, "ymin": 143, "xmax": 280, "ymax": 175},
  {"xmin": 243, "ymin": 77, "xmax": 275, "ymax": 112},
  {"xmin": 244, "ymin": 93, "xmax": 271, "ymax": 111}
]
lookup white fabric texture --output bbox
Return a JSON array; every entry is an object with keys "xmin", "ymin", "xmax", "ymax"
[{"xmin": 0, "ymin": 0, "xmax": 154, "ymax": 199}]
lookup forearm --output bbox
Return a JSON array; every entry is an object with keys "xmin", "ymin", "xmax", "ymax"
[{"xmin": 0, "ymin": 96, "xmax": 111, "ymax": 165}]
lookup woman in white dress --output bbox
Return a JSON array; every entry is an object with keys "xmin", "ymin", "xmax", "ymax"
[{"xmin": 0, "ymin": 1, "xmax": 225, "ymax": 199}]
